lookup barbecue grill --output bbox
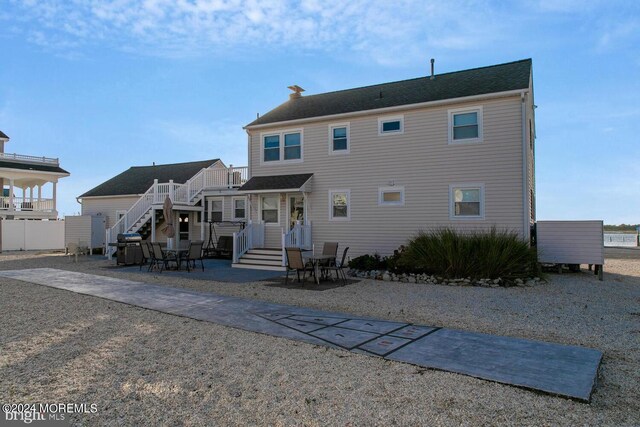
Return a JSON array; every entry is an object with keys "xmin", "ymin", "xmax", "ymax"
[{"xmin": 115, "ymin": 233, "xmax": 143, "ymax": 265}]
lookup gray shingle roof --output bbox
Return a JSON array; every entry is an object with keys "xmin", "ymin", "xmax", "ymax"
[
  {"xmin": 80, "ymin": 159, "xmax": 219, "ymax": 198},
  {"xmin": 239, "ymin": 174, "xmax": 313, "ymax": 192},
  {"xmin": 247, "ymin": 59, "xmax": 532, "ymax": 127},
  {"xmin": 0, "ymin": 160, "xmax": 69, "ymax": 174},
  {"xmin": 0, "ymin": 130, "xmax": 9, "ymax": 140}
]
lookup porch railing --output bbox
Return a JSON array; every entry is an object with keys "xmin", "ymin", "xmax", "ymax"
[
  {"xmin": 232, "ymin": 221, "xmax": 264, "ymax": 263},
  {"xmin": 281, "ymin": 222, "xmax": 312, "ymax": 266},
  {"xmin": 0, "ymin": 152, "xmax": 59, "ymax": 165},
  {"xmin": 0, "ymin": 197, "xmax": 54, "ymax": 212}
]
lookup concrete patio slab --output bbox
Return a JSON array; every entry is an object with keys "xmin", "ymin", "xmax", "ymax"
[{"xmin": 0, "ymin": 268, "xmax": 602, "ymax": 401}]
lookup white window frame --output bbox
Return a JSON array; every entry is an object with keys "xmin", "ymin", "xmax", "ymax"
[
  {"xmin": 449, "ymin": 183, "xmax": 485, "ymax": 220},
  {"xmin": 448, "ymin": 106, "xmax": 483, "ymax": 144},
  {"xmin": 260, "ymin": 195, "xmax": 280, "ymax": 226},
  {"xmin": 208, "ymin": 197, "xmax": 224, "ymax": 222},
  {"xmin": 232, "ymin": 196, "xmax": 247, "ymax": 221},
  {"xmin": 260, "ymin": 128, "xmax": 304, "ymax": 165},
  {"xmin": 328, "ymin": 122, "xmax": 350, "ymax": 155},
  {"xmin": 378, "ymin": 186, "xmax": 405, "ymax": 206},
  {"xmin": 378, "ymin": 115, "xmax": 404, "ymax": 136},
  {"xmin": 328, "ymin": 189, "xmax": 351, "ymax": 222}
]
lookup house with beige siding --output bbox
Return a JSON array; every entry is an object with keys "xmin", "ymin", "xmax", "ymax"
[
  {"xmin": 232, "ymin": 59, "xmax": 536, "ymax": 269},
  {"xmin": 78, "ymin": 159, "xmax": 248, "ymax": 253}
]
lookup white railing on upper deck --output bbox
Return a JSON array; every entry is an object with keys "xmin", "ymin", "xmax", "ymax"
[
  {"xmin": 104, "ymin": 165, "xmax": 249, "ymax": 257},
  {"xmin": 186, "ymin": 166, "xmax": 248, "ymax": 202},
  {"xmin": 0, "ymin": 152, "xmax": 59, "ymax": 165},
  {"xmin": 0, "ymin": 197, "xmax": 54, "ymax": 211},
  {"xmin": 232, "ymin": 221, "xmax": 264, "ymax": 263},
  {"xmin": 281, "ymin": 222, "xmax": 312, "ymax": 266}
]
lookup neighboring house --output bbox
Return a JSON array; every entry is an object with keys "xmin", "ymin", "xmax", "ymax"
[
  {"xmin": 0, "ymin": 130, "xmax": 69, "ymax": 220},
  {"xmin": 232, "ymin": 59, "xmax": 536, "ymax": 269},
  {"xmin": 77, "ymin": 159, "xmax": 248, "ymax": 252}
]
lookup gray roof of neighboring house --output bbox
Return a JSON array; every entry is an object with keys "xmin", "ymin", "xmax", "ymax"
[
  {"xmin": 239, "ymin": 173, "xmax": 313, "ymax": 192},
  {"xmin": 0, "ymin": 130, "xmax": 9, "ymax": 139},
  {"xmin": 79, "ymin": 159, "xmax": 220, "ymax": 198},
  {"xmin": 0, "ymin": 160, "xmax": 69, "ymax": 174},
  {"xmin": 247, "ymin": 59, "xmax": 532, "ymax": 127}
]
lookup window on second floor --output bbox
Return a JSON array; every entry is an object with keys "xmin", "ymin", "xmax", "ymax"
[
  {"xmin": 378, "ymin": 115, "xmax": 404, "ymax": 135},
  {"xmin": 448, "ymin": 107, "xmax": 483, "ymax": 144},
  {"xmin": 329, "ymin": 123, "xmax": 350, "ymax": 154},
  {"xmin": 329, "ymin": 189, "xmax": 350, "ymax": 221},
  {"xmin": 262, "ymin": 130, "xmax": 302, "ymax": 163}
]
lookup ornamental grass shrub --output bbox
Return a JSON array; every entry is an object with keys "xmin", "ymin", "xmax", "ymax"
[{"xmin": 398, "ymin": 227, "xmax": 541, "ymax": 281}]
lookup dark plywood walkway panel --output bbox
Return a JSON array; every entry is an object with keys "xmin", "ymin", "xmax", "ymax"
[{"xmin": 0, "ymin": 268, "xmax": 602, "ymax": 401}]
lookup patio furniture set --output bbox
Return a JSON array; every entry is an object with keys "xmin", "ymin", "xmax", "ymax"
[
  {"xmin": 285, "ymin": 242, "xmax": 349, "ymax": 286},
  {"xmin": 139, "ymin": 240, "xmax": 205, "ymax": 273}
]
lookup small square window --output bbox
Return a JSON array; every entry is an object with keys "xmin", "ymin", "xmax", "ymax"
[
  {"xmin": 378, "ymin": 186, "xmax": 405, "ymax": 206},
  {"xmin": 379, "ymin": 116, "xmax": 404, "ymax": 135}
]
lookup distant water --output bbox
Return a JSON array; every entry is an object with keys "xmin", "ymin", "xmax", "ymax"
[{"xmin": 604, "ymin": 233, "xmax": 638, "ymax": 247}]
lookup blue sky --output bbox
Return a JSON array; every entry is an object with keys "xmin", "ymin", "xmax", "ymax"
[{"xmin": 0, "ymin": 0, "xmax": 638, "ymax": 223}]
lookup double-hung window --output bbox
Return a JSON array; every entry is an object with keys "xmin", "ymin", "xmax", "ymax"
[
  {"xmin": 378, "ymin": 115, "xmax": 404, "ymax": 135},
  {"xmin": 329, "ymin": 189, "xmax": 350, "ymax": 221},
  {"xmin": 209, "ymin": 199, "xmax": 223, "ymax": 222},
  {"xmin": 261, "ymin": 195, "xmax": 279, "ymax": 224},
  {"xmin": 450, "ymin": 184, "xmax": 484, "ymax": 219},
  {"xmin": 448, "ymin": 107, "xmax": 483, "ymax": 144},
  {"xmin": 262, "ymin": 130, "xmax": 302, "ymax": 163},
  {"xmin": 284, "ymin": 132, "xmax": 301, "ymax": 160},
  {"xmin": 329, "ymin": 123, "xmax": 349, "ymax": 154},
  {"xmin": 233, "ymin": 197, "xmax": 246, "ymax": 220}
]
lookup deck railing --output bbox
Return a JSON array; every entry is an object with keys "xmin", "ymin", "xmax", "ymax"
[
  {"xmin": 232, "ymin": 221, "xmax": 264, "ymax": 263},
  {"xmin": 0, "ymin": 152, "xmax": 59, "ymax": 165},
  {"xmin": 0, "ymin": 197, "xmax": 54, "ymax": 211},
  {"xmin": 281, "ymin": 222, "xmax": 312, "ymax": 266}
]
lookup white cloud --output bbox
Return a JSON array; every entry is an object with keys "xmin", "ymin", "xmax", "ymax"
[{"xmin": 5, "ymin": 0, "xmax": 512, "ymax": 65}]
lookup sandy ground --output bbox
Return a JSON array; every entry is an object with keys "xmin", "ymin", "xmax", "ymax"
[{"xmin": 0, "ymin": 251, "xmax": 639, "ymax": 426}]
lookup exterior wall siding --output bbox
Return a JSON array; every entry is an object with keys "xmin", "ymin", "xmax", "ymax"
[
  {"xmin": 81, "ymin": 196, "xmax": 140, "ymax": 228},
  {"xmin": 248, "ymin": 95, "xmax": 527, "ymax": 257},
  {"xmin": 537, "ymin": 220, "xmax": 604, "ymax": 265}
]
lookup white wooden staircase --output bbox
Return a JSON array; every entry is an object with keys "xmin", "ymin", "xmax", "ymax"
[
  {"xmin": 232, "ymin": 248, "xmax": 285, "ymax": 271},
  {"xmin": 105, "ymin": 166, "xmax": 247, "ymax": 256}
]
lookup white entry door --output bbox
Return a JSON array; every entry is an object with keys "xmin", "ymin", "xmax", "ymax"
[{"xmin": 287, "ymin": 194, "xmax": 305, "ymax": 231}]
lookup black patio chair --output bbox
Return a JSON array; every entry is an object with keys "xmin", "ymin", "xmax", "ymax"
[
  {"xmin": 324, "ymin": 247, "xmax": 349, "ymax": 286},
  {"xmin": 139, "ymin": 241, "xmax": 152, "ymax": 271},
  {"xmin": 180, "ymin": 240, "xmax": 205, "ymax": 272},
  {"xmin": 150, "ymin": 242, "xmax": 177, "ymax": 273}
]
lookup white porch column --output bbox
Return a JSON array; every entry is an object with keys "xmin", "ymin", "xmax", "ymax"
[
  {"xmin": 8, "ymin": 179, "xmax": 14, "ymax": 212},
  {"xmin": 29, "ymin": 187, "xmax": 33, "ymax": 203},
  {"xmin": 151, "ymin": 208, "xmax": 156, "ymax": 242},
  {"xmin": 200, "ymin": 201, "xmax": 205, "ymax": 241},
  {"xmin": 37, "ymin": 185, "xmax": 42, "ymax": 202},
  {"xmin": 52, "ymin": 181, "xmax": 57, "ymax": 213},
  {"xmin": 169, "ymin": 179, "xmax": 174, "ymax": 202}
]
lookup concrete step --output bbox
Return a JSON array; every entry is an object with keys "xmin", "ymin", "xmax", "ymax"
[
  {"xmin": 238, "ymin": 258, "xmax": 282, "ymax": 267},
  {"xmin": 231, "ymin": 262, "xmax": 286, "ymax": 271}
]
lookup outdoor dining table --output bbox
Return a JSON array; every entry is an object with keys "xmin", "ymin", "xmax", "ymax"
[
  {"xmin": 160, "ymin": 247, "xmax": 189, "ymax": 270},
  {"xmin": 302, "ymin": 253, "xmax": 336, "ymax": 285}
]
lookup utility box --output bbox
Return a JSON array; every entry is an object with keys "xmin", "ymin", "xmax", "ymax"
[{"xmin": 536, "ymin": 220, "xmax": 604, "ymax": 280}]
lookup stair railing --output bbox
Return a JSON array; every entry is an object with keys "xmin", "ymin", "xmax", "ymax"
[
  {"xmin": 232, "ymin": 221, "xmax": 264, "ymax": 263},
  {"xmin": 281, "ymin": 221, "xmax": 312, "ymax": 266}
]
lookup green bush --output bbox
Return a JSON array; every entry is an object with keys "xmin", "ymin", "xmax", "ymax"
[
  {"xmin": 348, "ymin": 253, "xmax": 387, "ymax": 271},
  {"xmin": 399, "ymin": 227, "xmax": 541, "ymax": 281}
]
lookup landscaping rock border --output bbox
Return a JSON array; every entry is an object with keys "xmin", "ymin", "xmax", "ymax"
[{"xmin": 348, "ymin": 269, "xmax": 544, "ymax": 287}]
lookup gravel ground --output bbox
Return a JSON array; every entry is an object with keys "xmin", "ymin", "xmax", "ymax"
[{"xmin": 0, "ymin": 252, "xmax": 639, "ymax": 426}]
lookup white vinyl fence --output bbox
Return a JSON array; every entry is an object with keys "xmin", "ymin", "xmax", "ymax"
[
  {"xmin": 604, "ymin": 233, "xmax": 638, "ymax": 247},
  {"xmin": 1, "ymin": 220, "xmax": 65, "ymax": 251}
]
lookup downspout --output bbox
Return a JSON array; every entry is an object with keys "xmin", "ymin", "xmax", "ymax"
[{"xmin": 521, "ymin": 92, "xmax": 529, "ymax": 243}]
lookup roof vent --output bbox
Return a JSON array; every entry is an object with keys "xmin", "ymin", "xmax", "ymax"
[
  {"xmin": 430, "ymin": 58, "xmax": 435, "ymax": 80},
  {"xmin": 288, "ymin": 85, "xmax": 305, "ymax": 99}
]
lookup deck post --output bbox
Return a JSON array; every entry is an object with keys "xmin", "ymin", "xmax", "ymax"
[
  {"xmin": 151, "ymin": 208, "xmax": 156, "ymax": 242},
  {"xmin": 8, "ymin": 179, "xmax": 14, "ymax": 212},
  {"xmin": 52, "ymin": 182, "xmax": 57, "ymax": 213}
]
